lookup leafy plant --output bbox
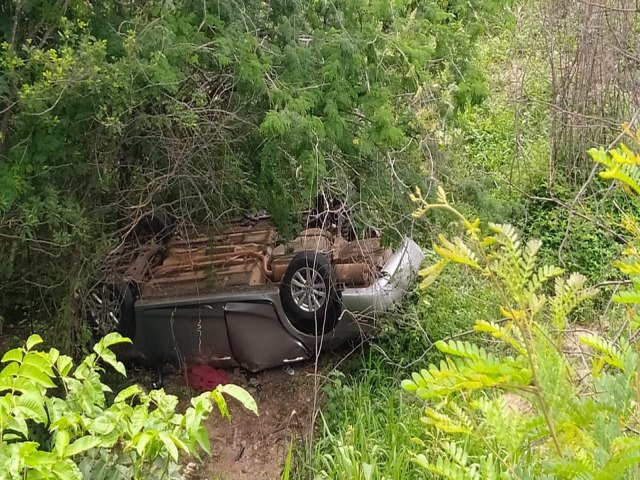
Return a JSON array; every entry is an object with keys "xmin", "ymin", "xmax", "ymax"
[
  {"xmin": 591, "ymin": 125, "xmax": 640, "ymax": 330},
  {"xmin": 403, "ymin": 181, "xmax": 640, "ymax": 478},
  {"xmin": 0, "ymin": 332, "xmax": 257, "ymax": 479}
]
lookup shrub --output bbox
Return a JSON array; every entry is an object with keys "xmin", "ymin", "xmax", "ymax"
[
  {"xmin": 520, "ymin": 192, "xmax": 621, "ymax": 283},
  {"xmin": 0, "ymin": 333, "xmax": 257, "ymax": 479},
  {"xmin": 402, "ymin": 132, "xmax": 640, "ymax": 478}
]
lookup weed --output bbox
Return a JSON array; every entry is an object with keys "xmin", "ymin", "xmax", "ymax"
[{"xmin": 312, "ymin": 352, "xmax": 425, "ymax": 480}]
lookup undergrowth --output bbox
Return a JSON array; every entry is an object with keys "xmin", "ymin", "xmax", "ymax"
[
  {"xmin": 306, "ymin": 261, "xmax": 501, "ymax": 479},
  {"xmin": 311, "ymin": 352, "xmax": 424, "ymax": 479}
]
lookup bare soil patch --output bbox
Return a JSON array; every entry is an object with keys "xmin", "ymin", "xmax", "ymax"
[
  {"xmin": 156, "ymin": 360, "xmax": 323, "ymax": 480},
  {"xmin": 206, "ymin": 365, "xmax": 317, "ymax": 480}
]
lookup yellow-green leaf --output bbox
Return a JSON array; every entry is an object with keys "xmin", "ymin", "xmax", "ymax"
[
  {"xmin": 64, "ymin": 436, "xmax": 101, "ymax": 457},
  {"xmin": 218, "ymin": 384, "xmax": 258, "ymax": 416}
]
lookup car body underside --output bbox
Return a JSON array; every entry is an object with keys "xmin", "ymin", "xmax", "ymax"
[{"xmin": 97, "ymin": 212, "xmax": 423, "ymax": 372}]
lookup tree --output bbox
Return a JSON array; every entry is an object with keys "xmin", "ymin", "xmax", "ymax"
[{"xmin": 0, "ymin": 0, "xmax": 506, "ymax": 344}]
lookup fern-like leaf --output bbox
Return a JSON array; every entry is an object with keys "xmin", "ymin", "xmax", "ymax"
[
  {"xmin": 613, "ymin": 289, "xmax": 640, "ymax": 304},
  {"xmin": 579, "ymin": 333, "xmax": 624, "ymax": 371},
  {"xmin": 525, "ymin": 265, "xmax": 564, "ymax": 296},
  {"xmin": 522, "ymin": 239, "xmax": 542, "ymax": 283},
  {"xmin": 419, "ymin": 454, "xmax": 478, "ymax": 480},
  {"xmin": 403, "ymin": 347, "xmax": 531, "ymax": 399},
  {"xmin": 612, "ymin": 258, "xmax": 640, "ymax": 276},
  {"xmin": 435, "ymin": 340, "xmax": 492, "ymax": 362},
  {"xmin": 422, "ymin": 408, "xmax": 472, "ymax": 434},
  {"xmin": 550, "ymin": 273, "xmax": 597, "ymax": 329},
  {"xmin": 419, "ymin": 259, "xmax": 449, "ymax": 290},
  {"xmin": 474, "ymin": 320, "xmax": 526, "ymax": 355},
  {"xmin": 433, "ymin": 235, "xmax": 480, "ymax": 269}
]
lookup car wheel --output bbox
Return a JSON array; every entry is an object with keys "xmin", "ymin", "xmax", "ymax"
[
  {"xmin": 139, "ymin": 208, "xmax": 175, "ymax": 243},
  {"xmin": 86, "ymin": 282, "xmax": 136, "ymax": 339},
  {"xmin": 280, "ymin": 251, "xmax": 341, "ymax": 335},
  {"xmin": 306, "ymin": 193, "xmax": 355, "ymax": 240}
]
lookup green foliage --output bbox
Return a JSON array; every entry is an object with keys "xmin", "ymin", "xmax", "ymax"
[
  {"xmin": 248, "ymin": 0, "xmax": 509, "ymax": 227},
  {"xmin": 0, "ymin": 332, "xmax": 257, "ymax": 479},
  {"xmin": 519, "ymin": 192, "xmax": 621, "ymax": 284},
  {"xmin": 377, "ymin": 268, "xmax": 500, "ymax": 370},
  {"xmin": 593, "ymin": 128, "xmax": 640, "ymax": 329},
  {"xmin": 434, "ymin": 4, "xmax": 549, "ymax": 229},
  {"xmin": 403, "ymin": 182, "xmax": 640, "ymax": 478},
  {"xmin": 312, "ymin": 353, "xmax": 424, "ymax": 480},
  {"xmin": 0, "ymin": 0, "xmax": 512, "ymax": 344}
]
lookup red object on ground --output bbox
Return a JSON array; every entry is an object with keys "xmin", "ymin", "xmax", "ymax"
[{"xmin": 187, "ymin": 364, "xmax": 228, "ymax": 392}]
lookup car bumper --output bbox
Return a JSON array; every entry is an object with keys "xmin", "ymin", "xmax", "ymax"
[{"xmin": 340, "ymin": 237, "xmax": 423, "ymax": 315}]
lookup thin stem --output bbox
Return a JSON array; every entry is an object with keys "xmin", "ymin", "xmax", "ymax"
[
  {"xmin": 419, "ymin": 198, "xmax": 564, "ymax": 456},
  {"xmin": 519, "ymin": 318, "xmax": 563, "ymax": 456},
  {"xmin": 489, "ymin": 273, "xmax": 563, "ymax": 456},
  {"xmin": 470, "ymin": 221, "xmax": 563, "ymax": 456},
  {"xmin": 420, "ymin": 202, "xmax": 471, "ymax": 226}
]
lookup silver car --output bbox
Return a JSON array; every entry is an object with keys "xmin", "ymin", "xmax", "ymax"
[{"xmin": 88, "ymin": 211, "xmax": 423, "ymax": 375}]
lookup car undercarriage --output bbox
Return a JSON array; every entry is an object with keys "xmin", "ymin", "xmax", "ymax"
[{"xmin": 87, "ymin": 207, "xmax": 423, "ymax": 375}]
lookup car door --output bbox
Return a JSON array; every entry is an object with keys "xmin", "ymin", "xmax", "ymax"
[
  {"xmin": 135, "ymin": 302, "xmax": 238, "ymax": 368},
  {"xmin": 224, "ymin": 301, "xmax": 309, "ymax": 372}
]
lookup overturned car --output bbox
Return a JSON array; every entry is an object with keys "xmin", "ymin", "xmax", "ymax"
[{"xmin": 88, "ymin": 205, "xmax": 423, "ymax": 373}]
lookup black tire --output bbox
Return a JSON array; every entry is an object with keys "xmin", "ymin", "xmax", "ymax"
[
  {"xmin": 86, "ymin": 282, "xmax": 136, "ymax": 340},
  {"xmin": 140, "ymin": 208, "xmax": 175, "ymax": 243},
  {"xmin": 306, "ymin": 193, "xmax": 356, "ymax": 240},
  {"xmin": 280, "ymin": 251, "xmax": 341, "ymax": 335}
]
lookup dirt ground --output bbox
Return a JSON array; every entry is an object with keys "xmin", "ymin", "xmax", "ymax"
[
  {"xmin": 155, "ymin": 359, "xmax": 329, "ymax": 480},
  {"xmin": 204, "ymin": 365, "xmax": 318, "ymax": 480}
]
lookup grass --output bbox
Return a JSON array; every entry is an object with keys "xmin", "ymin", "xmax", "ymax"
[
  {"xmin": 310, "ymin": 351, "xmax": 425, "ymax": 480},
  {"xmin": 305, "ymin": 260, "xmax": 504, "ymax": 480}
]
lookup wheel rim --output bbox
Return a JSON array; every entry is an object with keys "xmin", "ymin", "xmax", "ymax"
[
  {"xmin": 87, "ymin": 288, "xmax": 120, "ymax": 331},
  {"xmin": 290, "ymin": 267, "xmax": 327, "ymax": 313}
]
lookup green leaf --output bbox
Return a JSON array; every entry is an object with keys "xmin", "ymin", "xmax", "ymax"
[
  {"xmin": 17, "ymin": 364, "xmax": 56, "ymax": 388},
  {"xmin": 401, "ymin": 379, "xmax": 418, "ymax": 392},
  {"xmin": 5, "ymin": 413, "xmax": 29, "ymax": 438},
  {"xmin": 195, "ymin": 425, "xmax": 211, "ymax": 454},
  {"xmin": 24, "ymin": 450, "xmax": 57, "ymax": 467},
  {"xmin": 15, "ymin": 393, "xmax": 48, "ymax": 424},
  {"xmin": 170, "ymin": 433, "xmax": 190, "ymax": 455},
  {"xmin": 55, "ymin": 430, "xmax": 70, "ymax": 457},
  {"xmin": 418, "ymin": 260, "xmax": 448, "ymax": 290},
  {"xmin": 98, "ymin": 332, "xmax": 131, "ymax": 349},
  {"xmin": 134, "ymin": 431, "xmax": 154, "ymax": 456},
  {"xmin": 1, "ymin": 348, "xmax": 23, "ymax": 364},
  {"xmin": 158, "ymin": 431, "xmax": 179, "ymax": 461},
  {"xmin": 89, "ymin": 415, "xmax": 116, "ymax": 436},
  {"xmin": 128, "ymin": 406, "xmax": 147, "ymax": 436},
  {"xmin": 64, "ymin": 435, "xmax": 101, "ymax": 457},
  {"xmin": 0, "ymin": 362, "xmax": 19, "ymax": 386},
  {"xmin": 218, "ymin": 384, "xmax": 258, "ymax": 416},
  {"xmin": 22, "ymin": 352, "xmax": 55, "ymax": 377},
  {"xmin": 56, "ymin": 355, "xmax": 73, "ymax": 376},
  {"xmin": 97, "ymin": 348, "xmax": 127, "ymax": 377},
  {"xmin": 26, "ymin": 334, "xmax": 43, "ymax": 351},
  {"xmin": 614, "ymin": 290, "xmax": 640, "ymax": 304},
  {"xmin": 114, "ymin": 384, "xmax": 142, "ymax": 403},
  {"xmin": 51, "ymin": 458, "xmax": 82, "ymax": 480},
  {"xmin": 579, "ymin": 333, "xmax": 624, "ymax": 370},
  {"xmin": 48, "ymin": 348, "xmax": 60, "ymax": 365},
  {"xmin": 211, "ymin": 390, "xmax": 229, "ymax": 420}
]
